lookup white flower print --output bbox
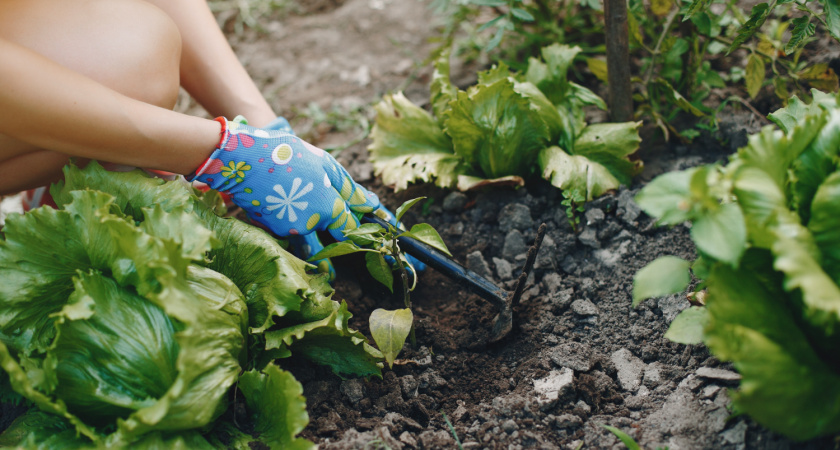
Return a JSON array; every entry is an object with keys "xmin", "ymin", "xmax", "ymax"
[{"xmin": 265, "ymin": 177, "xmax": 313, "ymax": 222}]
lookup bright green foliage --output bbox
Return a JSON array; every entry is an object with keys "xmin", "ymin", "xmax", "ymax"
[
  {"xmin": 0, "ymin": 162, "xmax": 382, "ymax": 447},
  {"xmin": 632, "ymin": 256, "xmax": 692, "ymax": 307},
  {"xmin": 237, "ymin": 365, "xmax": 314, "ymax": 450},
  {"xmin": 369, "ymin": 308, "xmax": 414, "ymax": 368},
  {"xmin": 601, "ymin": 425, "xmax": 641, "ymax": 450},
  {"xmin": 633, "ymin": 92, "xmax": 840, "ymax": 440},
  {"xmin": 369, "ymin": 43, "xmax": 642, "ymax": 197},
  {"xmin": 309, "ymin": 197, "xmax": 449, "ymax": 366},
  {"xmin": 664, "ymin": 306, "xmax": 709, "ymax": 345}
]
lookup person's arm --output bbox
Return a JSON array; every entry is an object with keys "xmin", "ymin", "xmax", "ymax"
[
  {"xmin": 0, "ymin": 37, "xmax": 221, "ymax": 174},
  {"xmin": 144, "ymin": 0, "xmax": 277, "ymax": 127}
]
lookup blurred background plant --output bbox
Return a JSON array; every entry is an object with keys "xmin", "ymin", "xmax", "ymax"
[{"xmin": 426, "ymin": 0, "xmax": 840, "ymax": 142}]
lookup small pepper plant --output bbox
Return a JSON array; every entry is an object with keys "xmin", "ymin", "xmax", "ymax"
[{"xmin": 308, "ymin": 197, "xmax": 451, "ymax": 368}]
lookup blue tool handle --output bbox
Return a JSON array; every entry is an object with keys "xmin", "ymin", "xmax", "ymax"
[{"xmin": 361, "ymin": 214, "xmax": 509, "ymax": 309}]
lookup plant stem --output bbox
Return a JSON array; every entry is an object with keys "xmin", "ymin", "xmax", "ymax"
[
  {"xmin": 391, "ymin": 233, "xmax": 416, "ymax": 347},
  {"xmin": 644, "ymin": 7, "xmax": 680, "ymax": 86}
]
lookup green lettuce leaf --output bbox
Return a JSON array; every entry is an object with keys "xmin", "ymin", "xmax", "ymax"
[
  {"xmin": 0, "ymin": 188, "xmax": 245, "ymax": 445},
  {"xmin": 238, "ymin": 365, "xmax": 314, "ymax": 450},
  {"xmin": 444, "ymin": 77, "xmax": 551, "ymax": 178},
  {"xmin": 538, "ymin": 146, "xmax": 621, "ymax": 201},
  {"xmin": 809, "ymin": 172, "xmax": 840, "ymax": 285},
  {"xmin": 736, "ymin": 114, "xmax": 825, "ymax": 195},
  {"xmin": 573, "ymin": 122, "xmax": 643, "ymax": 185},
  {"xmin": 705, "ymin": 261, "xmax": 840, "ymax": 440},
  {"xmin": 790, "ymin": 108, "xmax": 840, "ymax": 222},
  {"xmin": 430, "ymin": 47, "xmax": 457, "ymax": 125},
  {"xmin": 265, "ymin": 301, "xmax": 382, "ymax": 378},
  {"xmin": 368, "ymin": 92, "xmax": 466, "ymax": 190}
]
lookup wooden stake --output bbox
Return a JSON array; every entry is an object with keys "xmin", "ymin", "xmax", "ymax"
[{"xmin": 605, "ymin": 0, "xmax": 633, "ymax": 122}]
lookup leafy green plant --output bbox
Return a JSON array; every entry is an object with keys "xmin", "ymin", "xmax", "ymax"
[
  {"xmin": 0, "ymin": 162, "xmax": 382, "ymax": 447},
  {"xmin": 428, "ymin": 0, "xmax": 604, "ymax": 71},
  {"xmin": 632, "ymin": 90, "xmax": 840, "ymax": 440},
  {"xmin": 628, "ymin": 0, "xmax": 840, "ymax": 140},
  {"xmin": 308, "ymin": 197, "xmax": 451, "ymax": 367},
  {"xmin": 369, "ymin": 43, "xmax": 642, "ymax": 203},
  {"xmin": 561, "ymin": 188, "xmax": 586, "ymax": 232}
]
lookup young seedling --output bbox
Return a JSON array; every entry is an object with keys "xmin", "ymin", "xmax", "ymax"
[{"xmin": 308, "ymin": 197, "xmax": 451, "ymax": 367}]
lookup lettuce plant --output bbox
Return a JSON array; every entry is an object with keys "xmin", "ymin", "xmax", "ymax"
[
  {"xmin": 369, "ymin": 43, "xmax": 643, "ymax": 201},
  {"xmin": 633, "ymin": 90, "xmax": 840, "ymax": 440},
  {"xmin": 0, "ymin": 162, "xmax": 382, "ymax": 447}
]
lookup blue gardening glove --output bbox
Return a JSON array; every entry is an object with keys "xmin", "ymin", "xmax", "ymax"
[
  {"xmin": 189, "ymin": 116, "xmax": 378, "ymax": 239},
  {"xmin": 262, "ymin": 116, "xmax": 335, "ymax": 280},
  {"xmin": 192, "ymin": 116, "xmax": 426, "ymax": 279}
]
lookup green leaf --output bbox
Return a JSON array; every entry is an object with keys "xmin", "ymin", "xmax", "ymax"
[
  {"xmin": 369, "ymin": 308, "xmax": 414, "ymax": 368},
  {"xmin": 745, "ymin": 53, "xmax": 765, "ymax": 99},
  {"xmin": 772, "ymin": 232, "xmax": 840, "ymax": 336},
  {"xmin": 691, "ymin": 202, "xmax": 747, "ymax": 266},
  {"xmin": 665, "ymin": 306, "xmax": 709, "ymax": 344},
  {"xmin": 572, "ymin": 122, "xmax": 644, "ymax": 185},
  {"xmin": 683, "ymin": 0, "xmax": 712, "ymax": 22},
  {"xmin": 705, "ymin": 264, "xmax": 840, "ymax": 440},
  {"xmin": 238, "ymin": 365, "xmax": 314, "ymax": 450},
  {"xmin": 785, "ymin": 16, "xmax": 815, "ymax": 55},
  {"xmin": 809, "ymin": 172, "xmax": 840, "ymax": 285},
  {"xmin": 569, "ymin": 82, "xmax": 608, "ymax": 110},
  {"xmin": 470, "ymin": 0, "xmax": 506, "ymax": 6},
  {"xmin": 586, "ymin": 57, "xmax": 608, "ymax": 83},
  {"xmin": 737, "ymin": 113, "xmax": 825, "ymax": 194},
  {"xmin": 344, "ymin": 223, "xmax": 383, "ymax": 246},
  {"xmin": 601, "ymin": 425, "xmax": 641, "ymax": 450},
  {"xmin": 510, "ymin": 7, "xmax": 535, "ymax": 21},
  {"xmin": 53, "ymin": 271, "xmax": 181, "ymax": 422},
  {"xmin": 539, "ymin": 146, "xmax": 621, "ymax": 201},
  {"xmin": 396, "ymin": 197, "xmax": 427, "ymax": 222},
  {"xmin": 366, "ymin": 252, "xmax": 395, "ymax": 292},
  {"xmin": 798, "ymin": 64, "xmax": 840, "ymax": 92},
  {"xmin": 265, "ymin": 301, "xmax": 383, "ymax": 379},
  {"xmin": 368, "ymin": 92, "xmax": 466, "ymax": 191},
  {"xmin": 401, "ymin": 223, "xmax": 452, "ymax": 256},
  {"xmin": 445, "ymin": 77, "xmax": 551, "ymax": 178},
  {"xmin": 524, "ymin": 43, "xmax": 580, "ymax": 105},
  {"xmin": 732, "ymin": 166, "xmax": 793, "ymax": 249},
  {"xmin": 52, "ymin": 161, "xmax": 192, "ymax": 218},
  {"xmin": 790, "ymin": 109, "xmax": 840, "ymax": 222},
  {"xmin": 825, "ymin": 0, "xmax": 840, "ymax": 41},
  {"xmin": 308, "ymin": 241, "xmax": 363, "ymax": 261},
  {"xmin": 632, "ymin": 256, "xmax": 692, "ymax": 307},
  {"xmin": 727, "ymin": 3, "xmax": 771, "ymax": 54},
  {"xmin": 651, "ymin": 0, "xmax": 672, "ymax": 17},
  {"xmin": 635, "ymin": 168, "xmax": 696, "ymax": 225},
  {"xmin": 655, "ymin": 78, "xmax": 705, "ymax": 116},
  {"xmin": 767, "ymin": 95, "xmax": 822, "ymax": 134},
  {"xmin": 430, "ymin": 48, "xmax": 458, "ymax": 126}
]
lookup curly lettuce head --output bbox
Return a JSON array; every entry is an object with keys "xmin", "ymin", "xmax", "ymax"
[{"xmin": 0, "ymin": 188, "xmax": 246, "ymax": 446}]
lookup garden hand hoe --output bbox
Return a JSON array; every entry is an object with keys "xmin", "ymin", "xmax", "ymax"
[{"xmin": 362, "ymin": 214, "xmax": 547, "ymax": 342}]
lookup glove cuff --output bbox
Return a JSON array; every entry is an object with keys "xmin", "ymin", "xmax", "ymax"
[{"xmin": 186, "ymin": 117, "xmax": 229, "ymax": 181}]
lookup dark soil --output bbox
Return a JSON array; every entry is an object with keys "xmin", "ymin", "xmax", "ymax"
[{"xmin": 236, "ymin": 1, "xmax": 838, "ymax": 448}]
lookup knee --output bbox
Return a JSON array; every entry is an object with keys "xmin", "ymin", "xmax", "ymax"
[
  {"xmin": 1, "ymin": 0, "xmax": 183, "ymax": 109},
  {"xmin": 94, "ymin": 0, "xmax": 183, "ymax": 108}
]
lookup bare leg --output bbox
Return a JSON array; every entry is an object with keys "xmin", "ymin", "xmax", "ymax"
[
  {"xmin": 144, "ymin": 0, "xmax": 277, "ymax": 126},
  {"xmin": 0, "ymin": 0, "xmax": 185, "ymax": 193}
]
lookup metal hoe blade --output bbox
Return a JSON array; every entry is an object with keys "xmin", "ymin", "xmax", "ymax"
[{"xmin": 362, "ymin": 214, "xmax": 547, "ymax": 342}]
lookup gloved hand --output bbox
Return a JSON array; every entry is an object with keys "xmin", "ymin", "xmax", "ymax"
[
  {"xmin": 261, "ymin": 116, "xmax": 427, "ymax": 279},
  {"xmin": 189, "ymin": 116, "xmax": 379, "ymax": 240},
  {"xmin": 190, "ymin": 116, "xmax": 426, "ymax": 279}
]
